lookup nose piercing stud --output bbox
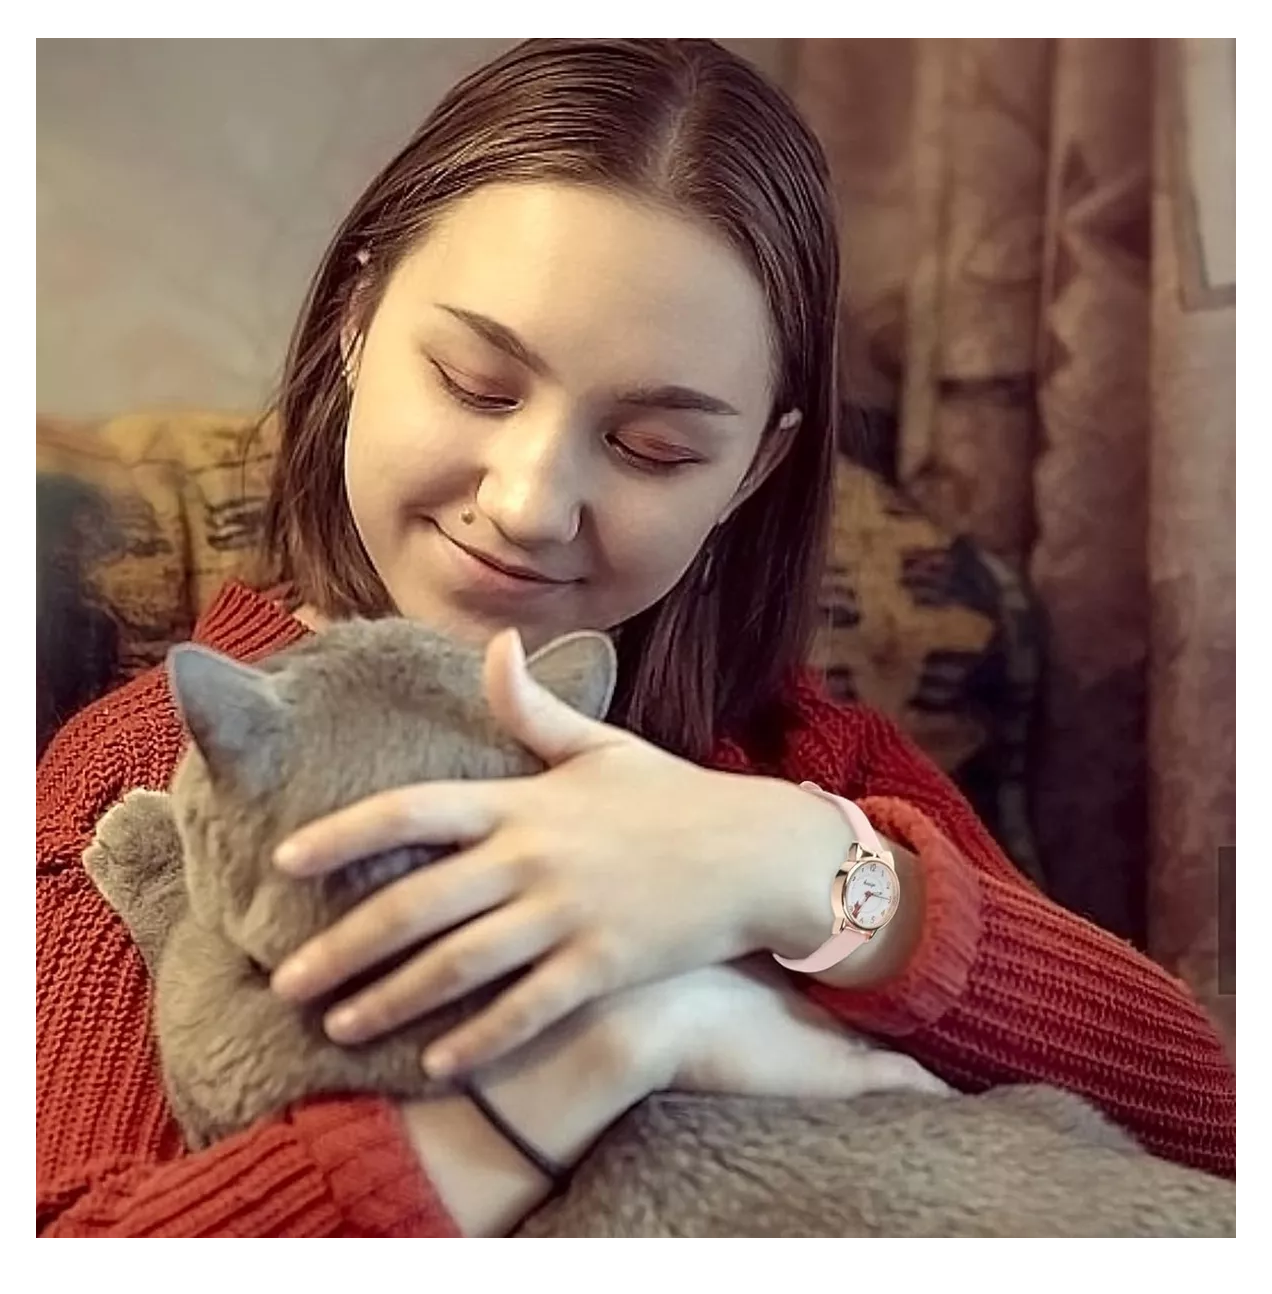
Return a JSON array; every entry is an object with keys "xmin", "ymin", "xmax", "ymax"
[{"xmin": 459, "ymin": 507, "xmax": 476, "ymax": 525}]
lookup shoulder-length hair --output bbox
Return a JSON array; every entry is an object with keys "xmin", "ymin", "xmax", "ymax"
[{"xmin": 263, "ymin": 38, "xmax": 841, "ymax": 764}]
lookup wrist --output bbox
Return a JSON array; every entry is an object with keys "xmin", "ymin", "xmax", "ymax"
[
  {"xmin": 808, "ymin": 835, "xmax": 924, "ymax": 990},
  {"xmin": 400, "ymin": 1002, "xmax": 658, "ymax": 1236},
  {"xmin": 746, "ymin": 779, "xmax": 852, "ymax": 959},
  {"xmin": 752, "ymin": 783, "xmax": 926, "ymax": 991},
  {"xmin": 481, "ymin": 1010, "xmax": 658, "ymax": 1169},
  {"xmin": 399, "ymin": 1095, "xmax": 545, "ymax": 1237}
]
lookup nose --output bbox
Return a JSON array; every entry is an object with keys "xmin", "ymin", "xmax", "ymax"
[{"xmin": 475, "ymin": 413, "xmax": 585, "ymax": 549}]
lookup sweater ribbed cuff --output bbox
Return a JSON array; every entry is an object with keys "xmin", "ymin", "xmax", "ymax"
[
  {"xmin": 286, "ymin": 1096, "xmax": 460, "ymax": 1237},
  {"xmin": 806, "ymin": 796, "xmax": 983, "ymax": 1038},
  {"xmin": 50, "ymin": 1097, "xmax": 458, "ymax": 1236}
]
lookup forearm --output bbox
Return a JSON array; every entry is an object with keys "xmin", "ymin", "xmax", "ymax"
[
  {"xmin": 403, "ymin": 999, "xmax": 664, "ymax": 1236},
  {"xmin": 802, "ymin": 797, "xmax": 1236, "ymax": 1178},
  {"xmin": 743, "ymin": 778, "xmax": 1234, "ymax": 1177}
]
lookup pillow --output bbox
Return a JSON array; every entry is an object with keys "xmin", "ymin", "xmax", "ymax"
[
  {"xmin": 37, "ymin": 410, "xmax": 277, "ymax": 748},
  {"xmin": 814, "ymin": 458, "xmax": 1042, "ymax": 880}
]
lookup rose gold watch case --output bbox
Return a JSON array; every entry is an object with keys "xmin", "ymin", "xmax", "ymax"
[{"xmin": 832, "ymin": 843, "xmax": 901, "ymax": 935}]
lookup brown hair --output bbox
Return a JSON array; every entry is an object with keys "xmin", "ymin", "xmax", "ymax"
[{"xmin": 262, "ymin": 38, "xmax": 841, "ymax": 763}]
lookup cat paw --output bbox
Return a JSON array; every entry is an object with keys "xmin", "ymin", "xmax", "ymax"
[
  {"xmin": 93, "ymin": 788, "xmax": 178, "ymax": 861},
  {"xmin": 84, "ymin": 789, "xmax": 183, "ymax": 921}
]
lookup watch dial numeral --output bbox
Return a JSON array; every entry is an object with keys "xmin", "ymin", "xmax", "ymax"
[{"xmin": 844, "ymin": 859, "xmax": 897, "ymax": 930}]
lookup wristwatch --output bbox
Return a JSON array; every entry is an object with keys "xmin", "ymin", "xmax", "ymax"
[{"xmin": 772, "ymin": 782, "xmax": 901, "ymax": 974}]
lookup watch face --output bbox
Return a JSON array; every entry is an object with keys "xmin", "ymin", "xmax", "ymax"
[{"xmin": 842, "ymin": 858, "xmax": 898, "ymax": 931}]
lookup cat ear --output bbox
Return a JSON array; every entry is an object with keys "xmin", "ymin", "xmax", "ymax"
[
  {"xmin": 524, "ymin": 631, "xmax": 618, "ymax": 721},
  {"xmin": 166, "ymin": 645, "xmax": 285, "ymax": 790}
]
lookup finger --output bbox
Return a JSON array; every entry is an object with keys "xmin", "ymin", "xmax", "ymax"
[
  {"xmin": 421, "ymin": 943, "xmax": 605, "ymax": 1076},
  {"xmin": 322, "ymin": 899, "xmax": 564, "ymax": 1047},
  {"xmin": 854, "ymin": 1052, "xmax": 952, "ymax": 1099},
  {"xmin": 274, "ymin": 779, "xmax": 523, "ymax": 878},
  {"xmin": 270, "ymin": 844, "xmax": 517, "ymax": 1002},
  {"xmin": 484, "ymin": 628, "xmax": 619, "ymax": 767}
]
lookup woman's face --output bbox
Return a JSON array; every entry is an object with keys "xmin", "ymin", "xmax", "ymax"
[{"xmin": 343, "ymin": 181, "xmax": 785, "ymax": 651}]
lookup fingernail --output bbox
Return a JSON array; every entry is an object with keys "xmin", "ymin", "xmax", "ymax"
[
  {"xmin": 274, "ymin": 840, "xmax": 304, "ymax": 873},
  {"xmin": 325, "ymin": 1005, "xmax": 361, "ymax": 1043},
  {"xmin": 271, "ymin": 954, "xmax": 312, "ymax": 998},
  {"xmin": 508, "ymin": 629, "xmax": 526, "ymax": 669},
  {"xmin": 422, "ymin": 1047, "xmax": 454, "ymax": 1079}
]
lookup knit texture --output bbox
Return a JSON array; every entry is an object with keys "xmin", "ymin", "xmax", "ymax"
[{"xmin": 36, "ymin": 582, "xmax": 1236, "ymax": 1236}]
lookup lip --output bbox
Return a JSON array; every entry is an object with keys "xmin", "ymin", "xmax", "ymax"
[{"xmin": 433, "ymin": 523, "xmax": 578, "ymax": 595}]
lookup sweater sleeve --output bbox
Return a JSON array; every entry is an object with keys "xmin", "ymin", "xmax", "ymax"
[
  {"xmin": 798, "ymin": 700, "xmax": 1236, "ymax": 1180},
  {"xmin": 36, "ymin": 670, "xmax": 460, "ymax": 1237}
]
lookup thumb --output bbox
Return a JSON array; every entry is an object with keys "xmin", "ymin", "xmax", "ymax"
[{"xmin": 483, "ymin": 628, "xmax": 616, "ymax": 766}]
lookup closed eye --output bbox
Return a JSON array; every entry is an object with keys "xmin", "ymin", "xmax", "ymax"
[
  {"xmin": 607, "ymin": 436, "xmax": 701, "ymax": 475},
  {"xmin": 430, "ymin": 360, "xmax": 519, "ymax": 414}
]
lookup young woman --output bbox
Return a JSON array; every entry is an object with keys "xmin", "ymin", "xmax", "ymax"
[{"xmin": 36, "ymin": 39, "xmax": 1235, "ymax": 1238}]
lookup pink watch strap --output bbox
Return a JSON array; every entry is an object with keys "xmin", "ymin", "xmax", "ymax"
[
  {"xmin": 773, "ymin": 924, "xmax": 870, "ymax": 973},
  {"xmin": 772, "ymin": 783, "xmax": 889, "ymax": 974},
  {"xmin": 798, "ymin": 781, "xmax": 886, "ymax": 855}
]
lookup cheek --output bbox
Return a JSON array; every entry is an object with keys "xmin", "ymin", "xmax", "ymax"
[
  {"xmin": 604, "ymin": 506, "xmax": 700, "ymax": 574},
  {"xmin": 343, "ymin": 365, "xmax": 470, "ymax": 533},
  {"xmin": 589, "ymin": 482, "xmax": 727, "ymax": 608}
]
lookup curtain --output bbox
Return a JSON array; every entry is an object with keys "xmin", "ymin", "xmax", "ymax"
[{"xmin": 790, "ymin": 38, "xmax": 1234, "ymax": 1049}]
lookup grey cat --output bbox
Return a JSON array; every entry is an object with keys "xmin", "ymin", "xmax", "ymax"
[{"xmin": 83, "ymin": 618, "xmax": 1235, "ymax": 1237}]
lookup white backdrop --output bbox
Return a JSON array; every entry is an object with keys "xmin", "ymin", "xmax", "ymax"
[{"xmin": 37, "ymin": 39, "xmax": 791, "ymax": 420}]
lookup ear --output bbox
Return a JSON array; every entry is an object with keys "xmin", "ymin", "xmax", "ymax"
[
  {"xmin": 339, "ymin": 324, "xmax": 363, "ymax": 389},
  {"xmin": 722, "ymin": 407, "xmax": 803, "ymax": 522},
  {"xmin": 166, "ymin": 645, "xmax": 286, "ymax": 791},
  {"xmin": 524, "ymin": 631, "xmax": 618, "ymax": 721},
  {"xmin": 340, "ymin": 247, "xmax": 374, "ymax": 388}
]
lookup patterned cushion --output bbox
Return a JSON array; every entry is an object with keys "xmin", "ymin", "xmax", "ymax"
[
  {"xmin": 37, "ymin": 411, "xmax": 277, "ymax": 751},
  {"xmin": 35, "ymin": 409, "xmax": 1041, "ymax": 877},
  {"xmin": 813, "ymin": 458, "xmax": 1042, "ymax": 881}
]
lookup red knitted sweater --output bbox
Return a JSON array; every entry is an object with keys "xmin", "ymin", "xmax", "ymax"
[{"xmin": 36, "ymin": 582, "xmax": 1236, "ymax": 1236}]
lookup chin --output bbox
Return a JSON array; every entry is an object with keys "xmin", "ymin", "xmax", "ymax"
[
  {"xmin": 384, "ymin": 585, "xmax": 517, "ymax": 649},
  {"xmin": 398, "ymin": 598, "xmax": 497, "ymax": 645}
]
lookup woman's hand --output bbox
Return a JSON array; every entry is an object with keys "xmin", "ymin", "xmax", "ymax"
[
  {"xmin": 394, "ymin": 958, "xmax": 946, "ymax": 1238},
  {"xmin": 396, "ymin": 964, "xmax": 682, "ymax": 1237},
  {"xmin": 650, "ymin": 959, "xmax": 950, "ymax": 1101},
  {"xmin": 269, "ymin": 630, "xmax": 850, "ymax": 1077}
]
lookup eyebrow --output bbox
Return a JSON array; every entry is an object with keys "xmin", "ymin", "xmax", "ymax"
[{"xmin": 437, "ymin": 304, "xmax": 741, "ymax": 418}]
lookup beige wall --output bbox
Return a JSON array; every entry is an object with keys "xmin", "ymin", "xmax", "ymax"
[{"xmin": 37, "ymin": 39, "xmax": 791, "ymax": 420}]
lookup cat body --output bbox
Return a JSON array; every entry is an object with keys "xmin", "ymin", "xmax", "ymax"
[{"xmin": 84, "ymin": 618, "xmax": 1235, "ymax": 1236}]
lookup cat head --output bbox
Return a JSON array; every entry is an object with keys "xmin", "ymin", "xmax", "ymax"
[{"xmin": 166, "ymin": 618, "xmax": 617, "ymax": 970}]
